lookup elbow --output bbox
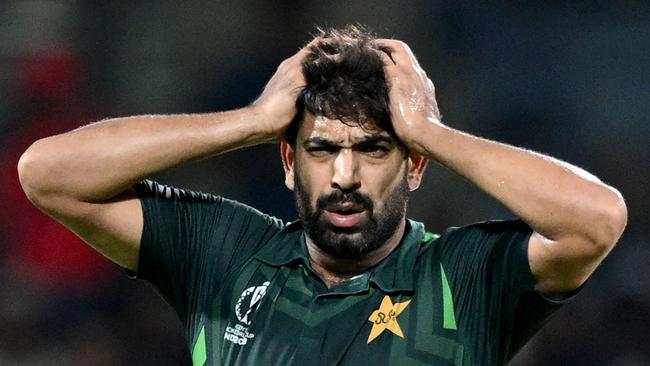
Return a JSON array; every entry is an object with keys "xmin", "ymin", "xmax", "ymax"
[
  {"xmin": 17, "ymin": 139, "xmax": 56, "ymax": 208},
  {"xmin": 591, "ymin": 187, "xmax": 628, "ymax": 255}
]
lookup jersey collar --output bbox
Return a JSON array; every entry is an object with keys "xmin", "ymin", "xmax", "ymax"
[
  {"xmin": 255, "ymin": 219, "xmax": 425, "ymax": 294},
  {"xmin": 367, "ymin": 219, "xmax": 424, "ymax": 293},
  {"xmin": 254, "ymin": 220, "xmax": 310, "ymax": 267}
]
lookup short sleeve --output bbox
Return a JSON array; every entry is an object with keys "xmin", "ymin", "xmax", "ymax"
[
  {"xmin": 438, "ymin": 219, "xmax": 575, "ymax": 364},
  {"xmin": 134, "ymin": 180, "xmax": 283, "ymax": 323}
]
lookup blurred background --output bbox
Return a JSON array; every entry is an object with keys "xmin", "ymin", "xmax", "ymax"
[{"xmin": 0, "ymin": 1, "xmax": 648, "ymax": 365}]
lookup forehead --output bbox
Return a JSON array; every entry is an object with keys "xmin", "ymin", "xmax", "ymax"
[{"xmin": 298, "ymin": 113, "xmax": 391, "ymax": 143}]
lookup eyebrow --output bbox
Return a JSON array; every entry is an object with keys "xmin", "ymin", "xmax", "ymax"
[
  {"xmin": 303, "ymin": 137, "xmax": 339, "ymax": 146},
  {"xmin": 355, "ymin": 135, "xmax": 393, "ymax": 145},
  {"xmin": 303, "ymin": 134, "xmax": 394, "ymax": 147}
]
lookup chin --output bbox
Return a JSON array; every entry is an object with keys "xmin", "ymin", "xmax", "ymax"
[{"xmin": 317, "ymin": 231, "xmax": 378, "ymax": 259}]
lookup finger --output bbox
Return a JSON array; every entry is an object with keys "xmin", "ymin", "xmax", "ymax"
[
  {"xmin": 278, "ymin": 37, "xmax": 321, "ymax": 72},
  {"xmin": 289, "ymin": 36, "xmax": 339, "ymax": 68},
  {"xmin": 376, "ymin": 39, "xmax": 421, "ymax": 68},
  {"xmin": 375, "ymin": 39, "xmax": 406, "ymax": 65},
  {"xmin": 377, "ymin": 46, "xmax": 421, "ymax": 89},
  {"xmin": 376, "ymin": 50, "xmax": 399, "ymax": 81},
  {"xmin": 376, "ymin": 48, "xmax": 396, "ymax": 67},
  {"xmin": 292, "ymin": 37, "xmax": 321, "ymax": 58},
  {"xmin": 302, "ymin": 36, "xmax": 323, "ymax": 50},
  {"xmin": 374, "ymin": 50, "xmax": 402, "ymax": 93}
]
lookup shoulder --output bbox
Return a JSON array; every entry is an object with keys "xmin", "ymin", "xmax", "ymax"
[
  {"xmin": 136, "ymin": 179, "xmax": 221, "ymax": 202},
  {"xmin": 135, "ymin": 179, "xmax": 285, "ymax": 229},
  {"xmin": 425, "ymin": 219, "xmax": 534, "ymax": 288},
  {"xmin": 442, "ymin": 219, "xmax": 531, "ymax": 239},
  {"xmin": 436, "ymin": 219, "xmax": 532, "ymax": 254},
  {"xmin": 417, "ymin": 219, "xmax": 531, "ymax": 252}
]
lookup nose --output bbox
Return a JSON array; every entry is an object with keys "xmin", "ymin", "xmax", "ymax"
[{"xmin": 331, "ymin": 149, "xmax": 361, "ymax": 192}]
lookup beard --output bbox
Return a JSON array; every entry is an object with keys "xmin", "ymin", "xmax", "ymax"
[{"xmin": 294, "ymin": 171, "xmax": 409, "ymax": 259}]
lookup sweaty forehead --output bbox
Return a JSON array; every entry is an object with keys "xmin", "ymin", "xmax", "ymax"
[{"xmin": 299, "ymin": 113, "xmax": 391, "ymax": 144}]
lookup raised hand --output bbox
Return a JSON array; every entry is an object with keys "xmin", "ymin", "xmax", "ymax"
[
  {"xmin": 251, "ymin": 38, "xmax": 320, "ymax": 141},
  {"xmin": 375, "ymin": 39, "xmax": 443, "ymax": 152}
]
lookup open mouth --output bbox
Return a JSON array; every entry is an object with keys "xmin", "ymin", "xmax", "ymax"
[{"xmin": 324, "ymin": 204, "xmax": 366, "ymax": 228}]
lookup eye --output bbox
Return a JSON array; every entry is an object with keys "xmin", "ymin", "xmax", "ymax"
[
  {"xmin": 306, "ymin": 146, "xmax": 339, "ymax": 157},
  {"xmin": 358, "ymin": 144, "xmax": 389, "ymax": 157}
]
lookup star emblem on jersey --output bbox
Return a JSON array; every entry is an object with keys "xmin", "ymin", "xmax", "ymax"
[{"xmin": 367, "ymin": 295, "xmax": 412, "ymax": 343}]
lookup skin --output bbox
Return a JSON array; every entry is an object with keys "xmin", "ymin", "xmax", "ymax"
[
  {"xmin": 374, "ymin": 39, "xmax": 627, "ymax": 292},
  {"xmin": 281, "ymin": 113, "xmax": 425, "ymax": 287},
  {"xmin": 17, "ymin": 37, "xmax": 626, "ymax": 293},
  {"xmin": 17, "ymin": 38, "xmax": 320, "ymax": 272}
]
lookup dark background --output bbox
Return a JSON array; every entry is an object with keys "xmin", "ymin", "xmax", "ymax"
[{"xmin": 1, "ymin": 1, "xmax": 648, "ymax": 365}]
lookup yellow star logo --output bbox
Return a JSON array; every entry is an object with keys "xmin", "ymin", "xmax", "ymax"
[{"xmin": 367, "ymin": 295, "xmax": 412, "ymax": 343}]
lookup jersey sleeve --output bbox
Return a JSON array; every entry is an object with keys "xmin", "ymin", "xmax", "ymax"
[
  {"xmin": 438, "ymin": 219, "xmax": 577, "ymax": 364},
  {"xmin": 133, "ymin": 180, "xmax": 283, "ymax": 323}
]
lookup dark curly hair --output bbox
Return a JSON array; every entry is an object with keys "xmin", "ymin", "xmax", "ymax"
[{"xmin": 285, "ymin": 25, "xmax": 393, "ymax": 144}]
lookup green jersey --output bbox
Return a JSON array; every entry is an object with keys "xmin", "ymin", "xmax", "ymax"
[{"xmin": 134, "ymin": 180, "xmax": 572, "ymax": 366}]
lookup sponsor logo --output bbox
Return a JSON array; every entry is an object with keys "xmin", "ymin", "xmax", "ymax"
[
  {"xmin": 225, "ymin": 281, "xmax": 270, "ymax": 346},
  {"xmin": 367, "ymin": 295, "xmax": 411, "ymax": 343}
]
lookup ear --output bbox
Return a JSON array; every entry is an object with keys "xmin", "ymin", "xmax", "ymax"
[
  {"xmin": 280, "ymin": 140, "xmax": 296, "ymax": 191},
  {"xmin": 406, "ymin": 151, "xmax": 428, "ymax": 191}
]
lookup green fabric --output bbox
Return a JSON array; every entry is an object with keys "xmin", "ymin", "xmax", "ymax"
[
  {"xmin": 192, "ymin": 326, "xmax": 207, "ymax": 366},
  {"xmin": 423, "ymin": 231, "xmax": 440, "ymax": 242},
  {"xmin": 440, "ymin": 264, "xmax": 457, "ymax": 330},
  {"xmin": 135, "ymin": 180, "xmax": 574, "ymax": 366}
]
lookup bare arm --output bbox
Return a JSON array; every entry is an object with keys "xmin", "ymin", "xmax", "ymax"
[
  {"xmin": 17, "ymin": 41, "xmax": 315, "ymax": 272},
  {"xmin": 377, "ymin": 39, "xmax": 627, "ymax": 293}
]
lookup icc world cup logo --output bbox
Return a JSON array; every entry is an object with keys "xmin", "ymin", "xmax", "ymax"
[{"xmin": 235, "ymin": 281, "xmax": 270, "ymax": 325}]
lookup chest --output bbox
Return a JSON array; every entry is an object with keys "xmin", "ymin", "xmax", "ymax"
[{"xmin": 190, "ymin": 260, "xmax": 467, "ymax": 366}]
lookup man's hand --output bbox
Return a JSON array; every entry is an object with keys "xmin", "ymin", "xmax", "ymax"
[
  {"xmin": 375, "ymin": 39, "xmax": 443, "ymax": 154},
  {"xmin": 251, "ymin": 38, "xmax": 320, "ymax": 141},
  {"xmin": 376, "ymin": 39, "xmax": 626, "ymax": 293}
]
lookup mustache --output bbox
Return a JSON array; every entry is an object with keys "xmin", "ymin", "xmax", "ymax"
[{"xmin": 316, "ymin": 190, "xmax": 374, "ymax": 212}]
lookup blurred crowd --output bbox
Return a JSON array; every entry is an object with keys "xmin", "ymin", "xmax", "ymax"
[{"xmin": 0, "ymin": 2, "xmax": 648, "ymax": 365}]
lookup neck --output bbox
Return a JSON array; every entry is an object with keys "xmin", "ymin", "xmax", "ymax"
[{"xmin": 306, "ymin": 219, "xmax": 406, "ymax": 289}]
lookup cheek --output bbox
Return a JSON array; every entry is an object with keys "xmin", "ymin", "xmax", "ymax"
[
  {"xmin": 295, "ymin": 158, "xmax": 330, "ymax": 204},
  {"xmin": 363, "ymin": 163, "xmax": 407, "ymax": 207}
]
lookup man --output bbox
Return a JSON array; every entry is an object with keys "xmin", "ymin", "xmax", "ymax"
[{"xmin": 18, "ymin": 27, "xmax": 626, "ymax": 365}]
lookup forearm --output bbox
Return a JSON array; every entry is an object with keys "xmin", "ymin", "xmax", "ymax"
[
  {"xmin": 414, "ymin": 122, "xmax": 626, "ymax": 245},
  {"xmin": 18, "ymin": 107, "xmax": 272, "ymax": 203},
  {"xmin": 378, "ymin": 38, "xmax": 626, "ymax": 290}
]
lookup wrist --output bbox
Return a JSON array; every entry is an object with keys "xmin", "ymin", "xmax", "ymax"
[
  {"xmin": 245, "ymin": 105, "xmax": 284, "ymax": 143},
  {"xmin": 396, "ymin": 114, "xmax": 443, "ymax": 142},
  {"xmin": 397, "ymin": 116, "xmax": 449, "ymax": 158}
]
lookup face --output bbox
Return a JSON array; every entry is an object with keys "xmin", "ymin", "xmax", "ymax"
[{"xmin": 281, "ymin": 113, "xmax": 426, "ymax": 259}]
